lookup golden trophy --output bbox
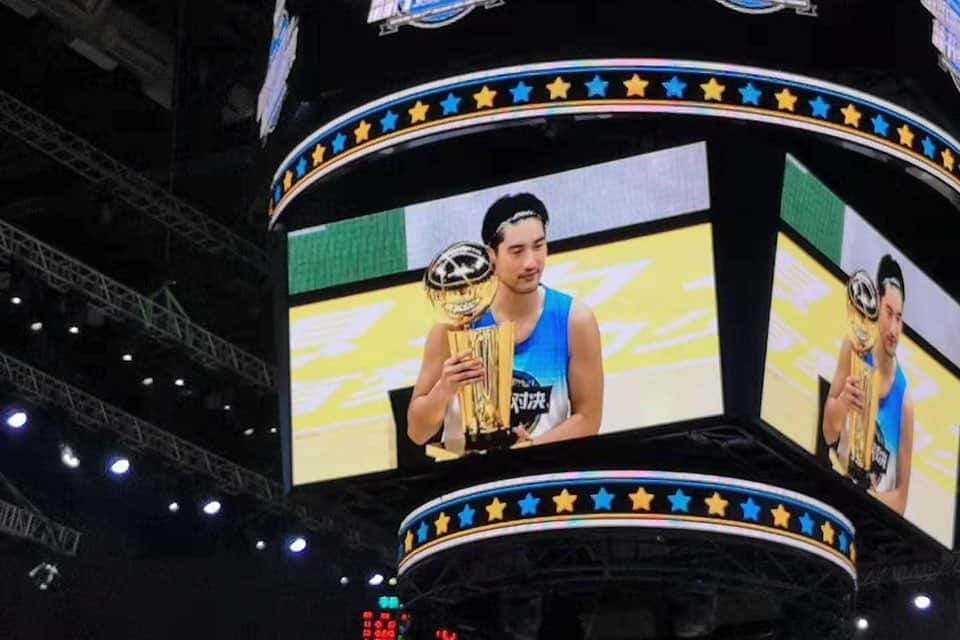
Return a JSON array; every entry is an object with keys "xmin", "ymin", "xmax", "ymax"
[
  {"xmin": 832, "ymin": 270, "xmax": 881, "ymax": 487},
  {"xmin": 423, "ymin": 242, "xmax": 516, "ymax": 454}
]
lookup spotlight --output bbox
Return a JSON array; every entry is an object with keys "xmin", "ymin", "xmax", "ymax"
[
  {"xmin": 339, "ymin": 576, "xmax": 350, "ymax": 586},
  {"xmin": 255, "ymin": 540, "xmax": 266, "ymax": 551},
  {"xmin": 141, "ymin": 377, "xmax": 154, "ymax": 386},
  {"xmin": 168, "ymin": 502, "xmax": 180, "ymax": 513},
  {"xmin": 270, "ymin": 427, "xmax": 277, "ymax": 434},
  {"xmin": 243, "ymin": 428, "xmax": 254, "ymax": 437},
  {"xmin": 856, "ymin": 617, "xmax": 869, "ymax": 631},
  {"xmin": 174, "ymin": 378, "xmax": 185, "ymax": 387},
  {"xmin": 287, "ymin": 536, "xmax": 307, "ymax": 554},
  {"xmin": 201, "ymin": 498, "xmax": 221, "ymax": 516},
  {"xmin": 68, "ymin": 325, "xmax": 79, "ymax": 335},
  {"xmin": 59, "ymin": 444, "xmax": 80, "ymax": 469},
  {"xmin": 388, "ymin": 577, "xmax": 398, "ymax": 587},
  {"xmin": 121, "ymin": 353, "xmax": 133, "ymax": 362},
  {"xmin": 107, "ymin": 456, "xmax": 130, "ymax": 475},
  {"xmin": 3, "ymin": 408, "xmax": 27, "ymax": 429},
  {"xmin": 10, "ymin": 296, "xmax": 22, "ymax": 305},
  {"xmin": 29, "ymin": 321, "xmax": 43, "ymax": 332},
  {"xmin": 28, "ymin": 562, "xmax": 60, "ymax": 591},
  {"xmin": 913, "ymin": 594, "xmax": 931, "ymax": 610},
  {"xmin": 368, "ymin": 573, "xmax": 384, "ymax": 586},
  {"xmin": 223, "ymin": 404, "xmax": 231, "ymax": 411}
]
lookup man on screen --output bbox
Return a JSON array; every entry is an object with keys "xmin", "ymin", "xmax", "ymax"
[
  {"xmin": 822, "ymin": 255, "xmax": 915, "ymax": 514},
  {"xmin": 407, "ymin": 193, "xmax": 604, "ymax": 449}
]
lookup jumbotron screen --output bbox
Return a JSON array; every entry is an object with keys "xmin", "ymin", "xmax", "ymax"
[
  {"xmin": 286, "ymin": 142, "xmax": 723, "ymax": 485},
  {"xmin": 761, "ymin": 154, "xmax": 960, "ymax": 548}
]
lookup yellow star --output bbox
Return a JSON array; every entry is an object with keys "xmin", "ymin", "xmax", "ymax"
[
  {"xmin": 628, "ymin": 486, "xmax": 655, "ymax": 511},
  {"xmin": 850, "ymin": 543, "xmax": 857, "ymax": 563},
  {"xmin": 546, "ymin": 76, "xmax": 572, "ymax": 100},
  {"xmin": 942, "ymin": 148, "xmax": 955, "ymax": 171},
  {"xmin": 485, "ymin": 497, "xmax": 507, "ymax": 522},
  {"xmin": 311, "ymin": 143, "xmax": 326, "ymax": 166},
  {"xmin": 473, "ymin": 85, "xmax": 497, "ymax": 109},
  {"xmin": 897, "ymin": 124, "xmax": 914, "ymax": 148},
  {"xmin": 552, "ymin": 488, "xmax": 577, "ymax": 513},
  {"xmin": 434, "ymin": 511, "xmax": 451, "ymax": 536},
  {"xmin": 704, "ymin": 491, "xmax": 729, "ymax": 517},
  {"xmin": 774, "ymin": 88, "xmax": 798, "ymax": 112},
  {"xmin": 820, "ymin": 521, "xmax": 835, "ymax": 545},
  {"xmin": 282, "ymin": 170, "xmax": 293, "ymax": 191},
  {"xmin": 840, "ymin": 104, "xmax": 862, "ymax": 128},
  {"xmin": 771, "ymin": 504, "xmax": 792, "ymax": 529},
  {"xmin": 354, "ymin": 120, "xmax": 372, "ymax": 143},
  {"xmin": 623, "ymin": 74, "xmax": 649, "ymax": 98},
  {"xmin": 409, "ymin": 100, "xmax": 430, "ymax": 124},
  {"xmin": 404, "ymin": 530, "xmax": 414, "ymax": 552},
  {"xmin": 700, "ymin": 78, "xmax": 726, "ymax": 102}
]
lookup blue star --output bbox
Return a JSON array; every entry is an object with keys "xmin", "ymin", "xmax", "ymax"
[
  {"xmin": 295, "ymin": 156, "xmax": 308, "ymax": 178},
  {"xmin": 738, "ymin": 82, "xmax": 762, "ymax": 106},
  {"xmin": 458, "ymin": 503, "xmax": 476, "ymax": 528},
  {"xmin": 662, "ymin": 76, "xmax": 687, "ymax": 98},
  {"xmin": 922, "ymin": 136, "xmax": 937, "ymax": 159},
  {"xmin": 585, "ymin": 74, "xmax": 609, "ymax": 98},
  {"xmin": 331, "ymin": 132, "xmax": 347, "ymax": 154},
  {"xmin": 440, "ymin": 92, "xmax": 462, "ymax": 115},
  {"xmin": 740, "ymin": 497, "xmax": 761, "ymax": 522},
  {"xmin": 799, "ymin": 512, "xmax": 815, "ymax": 536},
  {"xmin": 590, "ymin": 487, "xmax": 615, "ymax": 511},
  {"xmin": 667, "ymin": 489, "xmax": 692, "ymax": 513},
  {"xmin": 273, "ymin": 184, "xmax": 282, "ymax": 203},
  {"xmin": 509, "ymin": 81, "xmax": 533, "ymax": 104},
  {"xmin": 380, "ymin": 110, "xmax": 399, "ymax": 133},
  {"xmin": 416, "ymin": 521, "xmax": 429, "ymax": 543},
  {"xmin": 809, "ymin": 96, "xmax": 831, "ymax": 119},
  {"xmin": 871, "ymin": 114, "xmax": 890, "ymax": 137},
  {"xmin": 517, "ymin": 492, "xmax": 540, "ymax": 516},
  {"xmin": 838, "ymin": 531, "xmax": 850, "ymax": 553}
]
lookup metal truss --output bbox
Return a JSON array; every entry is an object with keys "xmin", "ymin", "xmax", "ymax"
[
  {"xmin": 0, "ymin": 497, "xmax": 81, "ymax": 557},
  {"xmin": 0, "ymin": 352, "xmax": 394, "ymax": 562},
  {"xmin": 0, "ymin": 89, "xmax": 267, "ymax": 274},
  {"xmin": 859, "ymin": 554, "xmax": 960, "ymax": 586},
  {"xmin": 0, "ymin": 217, "xmax": 276, "ymax": 391}
]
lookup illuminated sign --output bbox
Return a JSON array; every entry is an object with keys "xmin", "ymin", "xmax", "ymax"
[
  {"xmin": 360, "ymin": 610, "xmax": 408, "ymax": 640},
  {"xmin": 713, "ymin": 0, "xmax": 816, "ymax": 14},
  {"xmin": 368, "ymin": 0, "xmax": 505, "ymax": 35},
  {"xmin": 257, "ymin": 0, "xmax": 299, "ymax": 141},
  {"xmin": 378, "ymin": 596, "xmax": 402, "ymax": 610},
  {"xmin": 924, "ymin": 1, "xmax": 960, "ymax": 89}
]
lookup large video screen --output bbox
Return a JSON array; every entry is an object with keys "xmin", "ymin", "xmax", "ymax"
[
  {"xmin": 286, "ymin": 142, "xmax": 723, "ymax": 485},
  {"xmin": 762, "ymin": 155, "xmax": 960, "ymax": 548}
]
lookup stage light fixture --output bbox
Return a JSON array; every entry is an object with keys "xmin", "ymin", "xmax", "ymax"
[
  {"xmin": 168, "ymin": 501, "xmax": 180, "ymax": 513},
  {"xmin": 201, "ymin": 498, "xmax": 222, "ymax": 516},
  {"xmin": 270, "ymin": 427, "xmax": 277, "ymax": 434},
  {"xmin": 141, "ymin": 377, "xmax": 154, "ymax": 386},
  {"xmin": 256, "ymin": 540, "xmax": 266, "ymax": 551},
  {"xmin": 28, "ymin": 562, "xmax": 60, "ymax": 591},
  {"xmin": 30, "ymin": 321, "xmax": 42, "ymax": 332},
  {"xmin": 368, "ymin": 573, "xmax": 384, "ymax": 586},
  {"xmin": 10, "ymin": 295, "xmax": 22, "ymax": 305},
  {"xmin": 107, "ymin": 456, "xmax": 131, "ymax": 475},
  {"xmin": 59, "ymin": 444, "xmax": 80, "ymax": 469},
  {"xmin": 174, "ymin": 378, "xmax": 185, "ymax": 387},
  {"xmin": 68, "ymin": 325, "xmax": 79, "ymax": 335},
  {"xmin": 340, "ymin": 576, "xmax": 350, "ymax": 585},
  {"xmin": 856, "ymin": 617, "xmax": 869, "ymax": 631},
  {"xmin": 122, "ymin": 353, "xmax": 133, "ymax": 362},
  {"xmin": 388, "ymin": 577, "xmax": 398, "ymax": 587},
  {"xmin": 243, "ymin": 428, "xmax": 254, "ymax": 436},
  {"xmin": 913, "ymin": 594, "xmax": 931, "ymax": 610},
  {"xmin": 287, "ymin": 536, "xmax": 307, "ymax": 553},
  {"xmin": 3, "ymin": 408, "xmax": 27, "ymax": 429},
  {"xmin": 223, "ymin": 404, "xmax": 231, "ymax": 411}
]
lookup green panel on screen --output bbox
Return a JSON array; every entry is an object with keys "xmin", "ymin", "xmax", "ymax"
[{"xmin": 780, "ymin": 156, "xmax": 845, "ymax": 264}]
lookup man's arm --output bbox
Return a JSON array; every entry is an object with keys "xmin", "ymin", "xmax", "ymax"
[
  {"xmin": 529, "ymin": 302, "xmax": 603, "ymax": 446},
  {"xmin": 873, "ymin": 392, "xmax": 914, "ymax": 515},
  {"xmin": 823, "ymin": 338, "xmax": 860, "ymax": 445},
  {"xmin": 407, "ymin": 324, "xmax": 484, "ymax": 445}
]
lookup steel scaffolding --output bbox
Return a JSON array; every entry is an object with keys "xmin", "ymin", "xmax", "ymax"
[
  {"xmin": 0, "ymin": 217, "xmax": 275, "ymax": 391},
  {"xmin": 0, "ymin": 497, "xmax": 81, "ymax": 557},
  {"xmin": 859, "ymin": 554, "xmax": 960, "ymax": 586},
  {"xmin": 0, "ymin": 352, "xmax": 393, "ymax": 559},
  {"xmin": 0, "ymin": 89, "xmax": 267, "ymax": 274}
]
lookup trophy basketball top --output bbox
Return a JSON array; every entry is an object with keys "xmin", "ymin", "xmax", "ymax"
[
  {"xmin": 424, "ymin": 241, "xmax": 498, "ymax": 328},
  {"xmin": 846, "ymin": 270, "xmax": 880, "ymax": 354}
]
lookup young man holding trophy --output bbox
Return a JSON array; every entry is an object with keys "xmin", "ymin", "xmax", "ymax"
[
  {"xmin": 822, "ymin": 255, "xmax": 915, "ymax": 515},
  {"xmin": 407, "ymin": 193, "xmax": 604, "ymax": 454}
]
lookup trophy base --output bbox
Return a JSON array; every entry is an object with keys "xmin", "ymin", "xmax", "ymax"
[
  {"xmin": 465, "ymin": 428, "xmax": 518, "ymax": 452},
  {"xmin": 425, "ymin": 429, "xmax": 524, "ymax": 461},
  {"xmin": 847, "ymin": 465, "xmax": 871, "ymax": 489}
]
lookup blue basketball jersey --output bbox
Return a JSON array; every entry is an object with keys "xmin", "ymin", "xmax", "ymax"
[
  {"xmin": 864, "ymin": 351, "xmax": 908, "ymax": 492},
  {"xmin": 442, "ymin": 286, "xmax": 573, "ymax": 445}
]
